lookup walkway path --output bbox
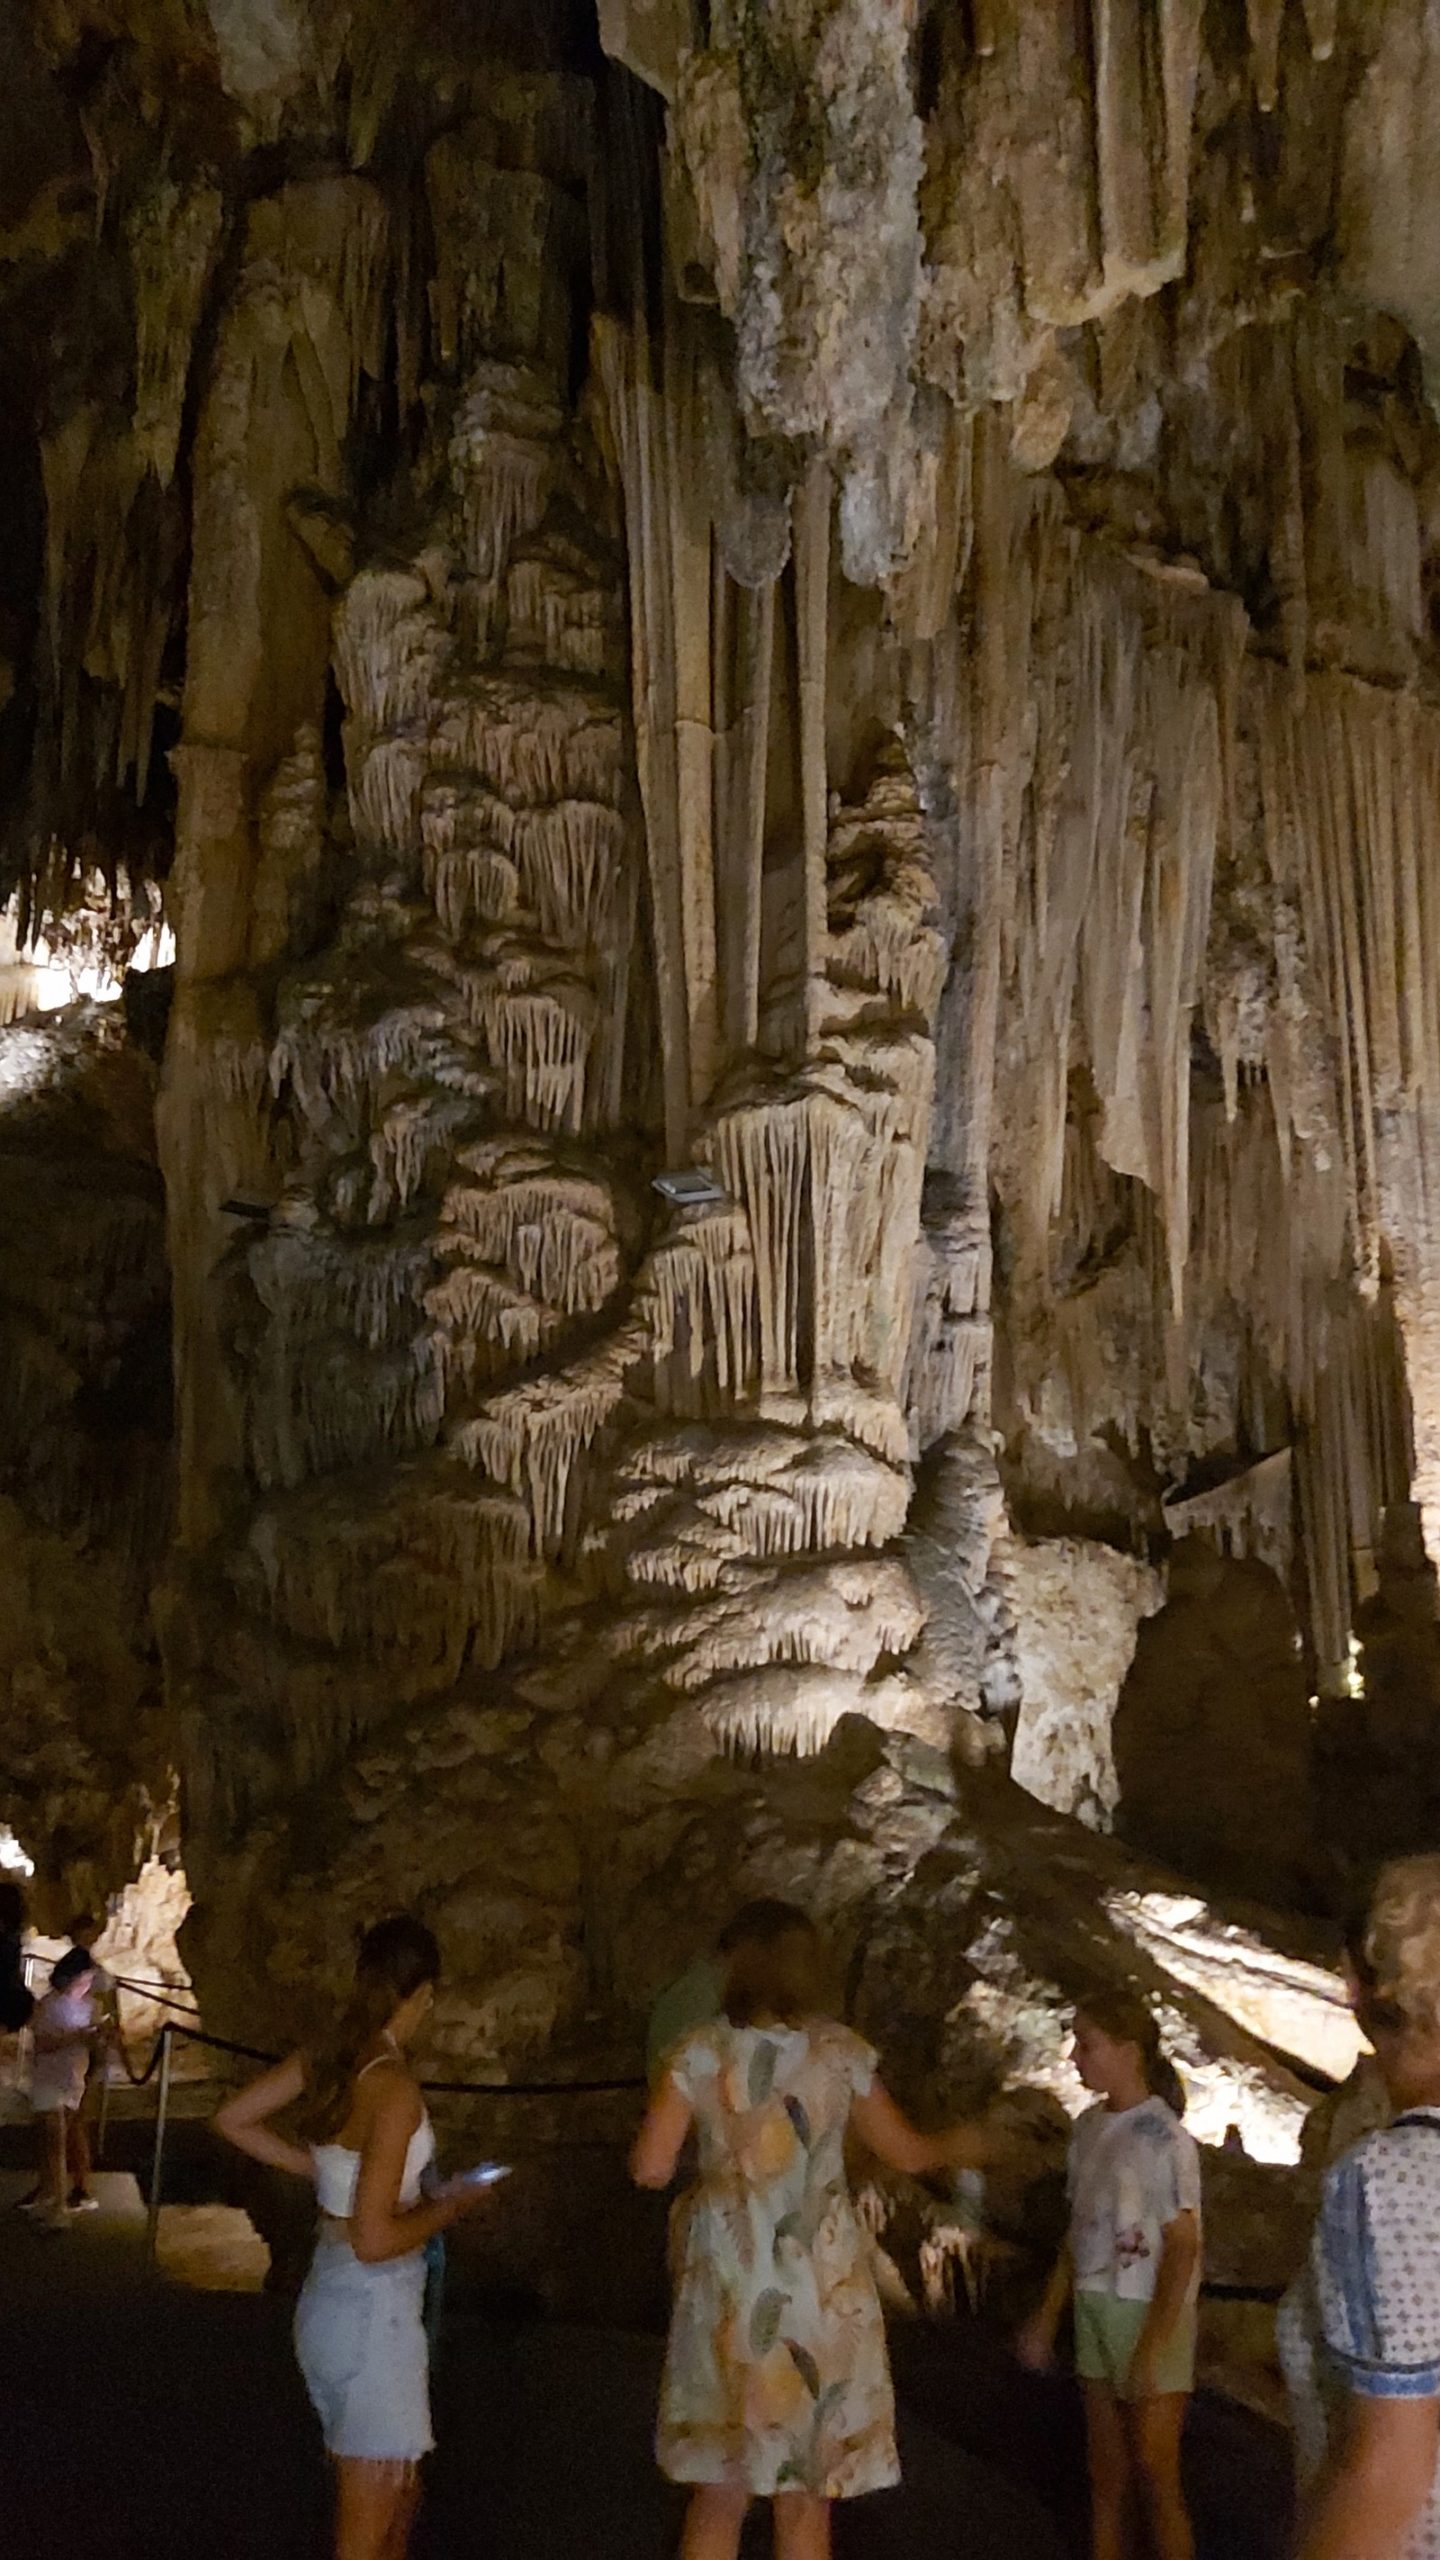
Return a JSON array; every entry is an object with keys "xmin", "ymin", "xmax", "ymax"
[{"xmin": 0, "ymin": 2193, "xmax": 1291, "ymax": 2560}]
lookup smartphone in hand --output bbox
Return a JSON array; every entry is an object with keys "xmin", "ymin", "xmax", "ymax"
[{"xmin": 459, "ymin": 2162, "xmax": 511, "ymax": 2188}]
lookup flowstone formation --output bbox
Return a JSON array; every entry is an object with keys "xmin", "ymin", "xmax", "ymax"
[{"xmin": 7, "ymin": 1, "xmax": 1440, "ymax": 2228}]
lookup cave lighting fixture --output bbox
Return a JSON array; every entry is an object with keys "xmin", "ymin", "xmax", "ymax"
[{"xmin": 652, "ymin": 1166, "xmax": 730, "ymax": 1207}]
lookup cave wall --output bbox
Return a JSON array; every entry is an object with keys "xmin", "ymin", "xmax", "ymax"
[
  {"xmin": 0, "ymin": 1000, "xmax": 173, "ymax": 1923},
  {"xmin": 2, "ymin": 1, "xmax": 1440, "ymax": 2076}
]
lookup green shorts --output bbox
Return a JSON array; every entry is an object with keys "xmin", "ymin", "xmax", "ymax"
[{"xmin": 1073, "ymin": 2291, "xmax": 1197, "ymax": 2400}]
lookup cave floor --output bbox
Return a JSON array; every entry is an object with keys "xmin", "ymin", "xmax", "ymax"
[{"xmin": 0, "ymin": 2190, "xmax": 1293, "ymax": 2560}]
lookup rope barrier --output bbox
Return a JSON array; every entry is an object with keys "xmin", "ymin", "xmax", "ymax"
[
  {"xmin": 118, "ymin": 2017, "xmax": 1296, "ymax": 2304},
  {"xmin": 105, "ymin": 2016, "xmax": 647, "ymax": 2097},
  {"xmin": 25, "ymin": 1947, "xmax": 201, "ymax": 2009},
  {"xmin": 133, "ymin": 2021, "xmax": 644, "ymax": 2267},
  {"xmin": 158, "ymin": 2022, "xmax": 645, "ymax": 2094},
  {"xmin": 110, "ymin": 1974, "xmax": 201, "ymax": 2011}
]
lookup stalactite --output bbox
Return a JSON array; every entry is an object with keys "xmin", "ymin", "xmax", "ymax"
[
  {"xmin": 826, "ymin": 774, "xmax": 949, "ymax": 1020},
  {"xmin": 611, "ymin": 1428, "xmax": 912, "ymax": 1573},
  {"xmin": 432, "ymin": 1142, "xmax": 624, "ymax": 1387},
  {"xmin": 456, "ymin": 1331, "xmax": 641, "ymax": 1557},
  {"xmin": 127, "ymin": 179, "xmax": 226, "ymax": 492},
  {"xmin": 238, "ymin": 1474, "xmax": 540, "ymax": 1737},
  {"xmin": 795, "ymin": 461, "xmax": 832, "ymax": 1056},
  {"xmin": 270, "ymin": 990, "xmax": 452, "ymax": 1131},
  {"xmin": 717, "ymin": 578, "xmax": 776, "ymax": 1057},
  {"xmin": 333, "ymin": 569, "xmax": 450, "ymax": 736},
  {"xmin": 1296, "ymin": 1298, "xmax": 1413, "ymax": 1688},
  {"xmin": 1161, "ymin": 1450, "xmax": 1294, "ymax": 1585},
  {"xmin": 1254, "ymin": 666, "xmax": 1440, "ymax": 1271},
  {"xmin": 1093, "ymin": 0, "xmax": 1203, "ymax": 297},
  {"xmin": 433, "ymin": 682, "xmax": 626, "ymax": 814},
  {"xmin": 712, "ymin": 1096, "xmax": 810, "ymax": 1406},
  {"xmin": 593, "ymin": 313, "xmax": 720, "ymax": 1141},
  {"xmin": 460, "ymin": 967, "xmax": 596, "ymax": 1135},
  {"xmin": 251, "ymin": 727, "xmax": 327, "ymax": 965},
  {"xmin": 999, "ymin": 529, "xmax": 1243, "ymax": 1315},
  {"xmin": 906, "ymin": 1224, "xmax": 991, "ymax": 1458},
  {"xmin": 696, "ymin": 1663, "xmax": 916, "ymax": 1758},
  {"xmin": 645, "ymin": 1210, "xmax": 759, "ymax": 1403},
  {"xmin": 350, "ymin": 736, "xmax": 430, "ymax": 857},
  {"xmin": 618, "ymin": 1556, "xmax": 924, "ymax": 1692},
  {"xmin": 447, "ymin": 366, "xmax": 562, "ymax": 583},
  {"xmin": 426, "ymin": 140, "xmax": 587, "ymax": 381},
  {"xmin": 1244, "ymin": 0, "xmax": 1288, "ymax": 115}
]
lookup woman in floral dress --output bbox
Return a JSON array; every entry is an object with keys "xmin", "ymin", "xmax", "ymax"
[{"xmin": 631, "ymin": 1900, "xmax": 995, "ymax": 2560}]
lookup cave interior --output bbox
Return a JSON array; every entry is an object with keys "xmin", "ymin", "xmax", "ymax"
[{"xmin": 5, "ymin": 0, "xmax": 1440, "ymax": 2328}]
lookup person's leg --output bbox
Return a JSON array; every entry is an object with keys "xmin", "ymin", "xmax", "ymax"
[
  {"xmin": 65, "ymin": 2106, "xmax": 91, "ymax": 2200},
  {"xmin": 40, "ymin": 2109, "xmax": 67, "ymax": 2215},
  {"xmin": 1129, "ymin": 2395, "xmax": 1194, "ymax": 2560},
  {"xmin": 334, "ymin": 2459, "xmax": 409, "ymax": 2560},
  {"xmin": 1081, "ymin": 2382, "xmax": 1133, "ymax": 2560},
  {"xmin": 773, "ymin": 2491, "xmax": 832, "ymax": 2560},
  {"xmin": 382, "ymin": 2465, "xmax": 420, "ymax": 2559},
  {"xmin": 679, "ymin": 2484, "xmax": 749, "ymax": 2560}
]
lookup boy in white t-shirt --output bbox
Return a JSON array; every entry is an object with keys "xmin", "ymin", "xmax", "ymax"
[
  {"xmin": 1018, "ymin": 1991, "xmax": 1202, "ymax": 2560},
  {"xmin": 26, "ymin": 1948, "xmax": 105, "ymax": 2231}
]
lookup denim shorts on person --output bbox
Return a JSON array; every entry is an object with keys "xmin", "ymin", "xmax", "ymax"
[
  {"xmin": 293, "ymin": 2234, "xmax": 433, "ymax": 2462},
  {"xmin": 1073, "ymin": 2290, "xmax": 1197, "ymax": 2399}
]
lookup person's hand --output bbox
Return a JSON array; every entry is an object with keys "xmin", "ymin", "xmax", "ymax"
[
  {"xmin": 1015, "ymin": 2314, "xmax": 1056, "ymax": 2374},
  {"xmin": 1127, "ymin": 2344, "xmax": 1159, "ymax": 2400},
  {"xmin": 437, "ymin": 2168, "xmax": 507, "ymax": 2218}
]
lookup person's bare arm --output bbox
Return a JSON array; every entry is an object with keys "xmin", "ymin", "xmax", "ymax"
[
  {"xmin": 850, "ymin": 2079, "xmax": 991, "ymax": 2179},
  {"xmin": 1129, "ymin": 2209, "xmax": 1200, "ymax": 2394},
  {"xmin": 630, "ymin": 2077, "xmax": 694, "ymax": 2189},
  {"xmin": 1297, "ymin": 2394, "xmax": 1440, "ymax": 2560},
  {"xmin": 1016, "ymin": 2243, "xmax": 1073, "ymax": 2372},
  {"xmin": 350, "ymin": 2079, "xmax": 483, "ymax": 2264},
  {"xmin": 213, "ymin": 2053, "xmax": 315, "ymax": 2181}
]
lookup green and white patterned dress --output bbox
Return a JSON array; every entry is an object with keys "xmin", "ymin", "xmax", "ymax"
[{"xmin": 656, "ymin": 2016, "xmax": 900, "ymax": 2500}]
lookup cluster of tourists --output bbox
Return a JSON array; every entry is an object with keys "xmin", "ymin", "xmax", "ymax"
[
  {"xmin": 202, "ymin": 1855, "xmax": 1440, "ymax": 2560},
  {"xmin": 9, "ymin": 1858, "xmax": 1436, "ymax": 2557}
]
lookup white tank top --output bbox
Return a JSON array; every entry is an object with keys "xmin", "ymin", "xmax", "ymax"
[{"xmin": 311, "ymin": 2052, "xmax": 436, "ymax": 2218}]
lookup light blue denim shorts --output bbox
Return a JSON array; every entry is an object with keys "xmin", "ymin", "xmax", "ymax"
[{"xmin": 294, "ymin": 2234, "xmax": 433, "ymax": 2462}]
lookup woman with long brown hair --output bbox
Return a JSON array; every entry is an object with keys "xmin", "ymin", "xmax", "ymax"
[
  {"xmin": 214, "ymin": 1915, "xmax": 496, "ymax": 2560},
  {"xmin": 632, "ymin": 1898, "xmax": 998, "ymax": 2560}
]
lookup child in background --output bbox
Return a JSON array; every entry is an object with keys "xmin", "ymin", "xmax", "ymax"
[
  {"xmin": 1018, "ymin": 1989, "xmax": 1201, "ymax": 2560},
  {"xmin": 27, "ymin": 1946, "xmax": 106, "ymax": 2228}
]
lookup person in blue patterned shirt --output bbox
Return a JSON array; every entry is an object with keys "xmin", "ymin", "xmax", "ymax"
[{"xmin": 1301, "ymin": 1856, "xmax": 1440, "ymax": 2559}]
